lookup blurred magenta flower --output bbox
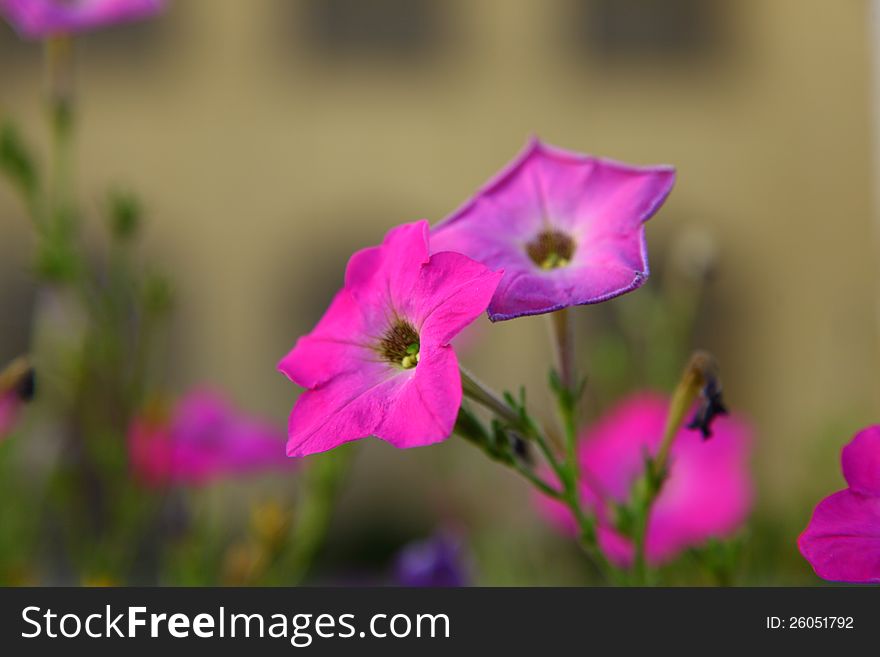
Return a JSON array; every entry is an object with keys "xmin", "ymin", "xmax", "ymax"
[
  {"xmin": 394, "ymin": 533, "xmax": 470, "ymax": 587},
  {"xmin": 278, "ymin": 220, "xmax": 501, "ymax": 457},
  {"xmin": 798, "ymin": 426, "xmax": 880, "ymax": 583},
  {"xmin": 128, "ymin": 390, "xmax": 292, "ymax": 487},
  {"xmin": 0, "ymin": 357, "xmax": 34, "ymax": 441},
  {"xmin": 538, "ymin": 393, "xmax": 752, "ymax": 567},
  {"xmin": 0, "ymin": 395, "xmax": 19, "ymax": 440},
  {"xmin": 0, "ymin": 0, "xmax": 164, "ymax": 39},
  {"xmin": 431, "ymin": 138, "xmax": 675, "ymax": 321}
]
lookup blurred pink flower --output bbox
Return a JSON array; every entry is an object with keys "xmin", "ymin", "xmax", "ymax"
[
  {"xmin": 431, "ymin": 138, "xmax": 675, "ymax": 321},
  {"xmin": 129, "ymin": 390, "xmax": 292, "ymax": 487},
  {"xmin": 538, "ymin": 393, "xmax": 752, "ymax": 567},
  {"xmin": 278, "ymin": 220, "xmax": 501, "ymax": 457},
  {"xmin": 0, "ymin": 391, "xmax": 23, "ymax": 440},
  {"xmin": 798, "ymin": 426, "xmax": 880, "ymax": 583},
  {"xmin": 0, "ymin": 0, "xmax": 164, "ymax": 38}
]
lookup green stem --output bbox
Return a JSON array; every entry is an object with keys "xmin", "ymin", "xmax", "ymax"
[
  {"xmin": 631, "ymin": 502, "xmax": 651, "ymax": 586},
  {"xmin": 548, "ymin": 310, "xmax": 616, "ymax": 580},
  {"xmin": 46, "ymin": 36, "xmax": 75, "ymax": 225},
  {"xmin": 34, "ymin": 35, "xmax": 82, "ymax": 284},
  {"xmin": 459, "ymin": 366, "xmax": 521, "ymax": 428},
  {"xmin": 548, "ymin": 308, "xmax": 580, "ymax": 513},
  {"xmin": 550, "ymin": 308, "xmax": 575, "ymax": 393},
  {"xmin": 286, "ymin": 445, "xmax": 353, "ymax": 584},
  {"xmin": 530, "ymin": 428, "xmax": 567, "ymax": 487},
  {"xmin": 631, "ymin": 352, "xmax": 716, "ymax": 583},
  {"xmin": 459, "ymin": 365, "xmax": 617, "ymax": 583},
  {"xmin": 512, "ymin": 461, "xmax": 563, "ymax": 499},
  {"xmin": 460, "ymin": 366, "xmax": 568, "ymax": 485}
]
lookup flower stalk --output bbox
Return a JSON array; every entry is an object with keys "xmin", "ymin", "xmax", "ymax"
[
  {"xmin": 653, "ymin": 351, "xmax": 719, "ymax": 479},
  {"xmin": 631, "ymin": 350, "xmax": 723, "ymax": 584},
  {"xmin": 37, "ymin": 35, "xmax": 80, "ymax": 283},
  {"xmin": 550, "ymin": 308, "xmax": 575, "ymax": 394},
  {"xmin": 46, "ymin": 35, "xmax": 75, "ymax": 221}
]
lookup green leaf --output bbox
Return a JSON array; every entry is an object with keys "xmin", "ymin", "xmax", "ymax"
[
  {"xmin": 107, "ymin": 188, "xmax": 142, "ymax": 241},
  {"xmin": 0, "ymin": 120, "xmax": 40, "ymax": 208},
  {"xmin": 489, "ymin": 419, "xmax": 513, "ymax": 463},
  {"xmin": 454, "ymin": 403, "xmax": 489, "ymax": 447},
  {"xmin": 142, "ymin": 272, "xmax": 175, "ymax": 317}
]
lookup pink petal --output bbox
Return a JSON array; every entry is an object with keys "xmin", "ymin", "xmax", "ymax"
[
  {"xmin": 286, "ymin": 363, "xmax": 405, "ymax": 457},
  {"xmin": 579, "ymin": 393, "xmax": 668, "ymax": 502},
  {"xmin": 375, "ymin": 345, "xmax": 461, "ymax": 447},
  {"xmin": 645, "ymin": 416, "xmax": 752, "ymax": 563},
  {"xmin": 129, "ymin": 390, "xmax": 291, "ymax": 487},
  {"xmin": 281, "ymin": 220, "xmax": 500, "ymax": 456},
  {"xmin": 278, "ymin": 289, "xmax": 376, "ymax": 390},
  {"xmin": 344, "ymin": 221, "xmax": 431, "ymax": 320},
  {"xmin": 0, "ymin": 393, "xmax": 21, "ymax": 441},
  {"xmin": 286, "ymin": 349, "xmax": 457, "ymax": 456},
  {"xmin": 841, "ymin": 425, "xmax": 880, "ymax": 497},
  {"xmin": 405, "ymin": 251, "xmax": 503, "ymax": 346},
  {"xmin": 798, "ymin": 489, "xmax": 880, "ymax": 583},
  {"xmin": 536, "ymin": 392, "xmax": 752, "ymax": 567}
]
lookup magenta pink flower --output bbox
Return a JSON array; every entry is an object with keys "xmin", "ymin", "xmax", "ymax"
[
  {"xmin": 278, "ymin": 220, "xmax": 502, "ymax": 457},
  {"xmin": 798, "ymin": 426, "xmax": 880, "ymax": 583},
  {"xmin": 128, "ymin": 390, "xmax": 292, "ymax": 487},
  {"xmin": 0, "ymin": 0, "xmax": 164, "ymax": 39},
  {"xmin": 538, "ymin": 393, "xmax": 752, "ymax": 567},
  {"xmin": 430, "ymin": 138, "xmax": 675, "ymax": 321}
]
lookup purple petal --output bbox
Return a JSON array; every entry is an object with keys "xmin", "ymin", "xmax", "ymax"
[
  {"xmin": 431, "ymin": 138, "xmax": 675, "ymax": 320},
  {"xmin": 394, "ymin": 533, "xmax": 470, "ymax": 587},
  {"xmin": 1, "ymin": 0, "xmax": 165, "ymax": 38}
]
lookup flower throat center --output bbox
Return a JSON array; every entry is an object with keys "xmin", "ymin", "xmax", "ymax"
[
  {"xmin": 526, "ymin": 229, "xmax": 575, "ymax": 270},
  {"xmin": 380, "ymin": 321, "xmax": 420, "ymax": 369}
]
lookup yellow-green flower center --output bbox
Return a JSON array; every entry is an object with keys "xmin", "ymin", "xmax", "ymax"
[
  {"xmin": 526, "ymin": 229, "xmax": 575, "ymax": 270},
  {"xmin": 380, "ymin": 320, "xmax": 420, "ymax": 369}
]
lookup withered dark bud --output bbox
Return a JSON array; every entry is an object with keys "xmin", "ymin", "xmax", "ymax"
[
  {"xmin": 654, "ymin": 350, "xmax": 725, "ymax": 477},
  {"xmin": 0, "ymin": 356, "xmax": 35, "ymax": 403},
  {"xmin": 509, "ymin": 432, "xmax": 532, "ymax": 465},
  {"xmin": 686, "ymin": 375, "xmax": 727, "ymax": 440},
  {"xmin": 15, "ymin": 367, "xmax": 35, "ymax": 401}
]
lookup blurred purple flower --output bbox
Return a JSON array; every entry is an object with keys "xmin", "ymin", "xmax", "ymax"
[
  {"xmin": 0, "ymin": 0, "xmax": 164, "ymax": 39},
  {"xmin": 431, "ymin": 138, "xmax": 675, "ymax": 321},
  {"xmin": 799, "ymin": 426, "xmax": 880, "ymax": 583},
  {"xmin": 128, "ymin": 389, "xmax": 293, "ymax": 487},
  {"xmin": 0, "ymin": 357, "xmax": 34, "ymax": 442},
  {"xmin": 538, "ymin": 393, "xmax": 752, "ymax": 567},
  {"xmin": 394, "ymin": 534, "xmax": 469, "ymax": 587},
  {"xmin": 278, "ymin": 220, "xmax": 501, "ymax": 457}
]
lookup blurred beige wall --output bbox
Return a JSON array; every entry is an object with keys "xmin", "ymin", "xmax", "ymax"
[{"xmin": 1, "ymin": 0, "xmax": 879, "ymax": 515}]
